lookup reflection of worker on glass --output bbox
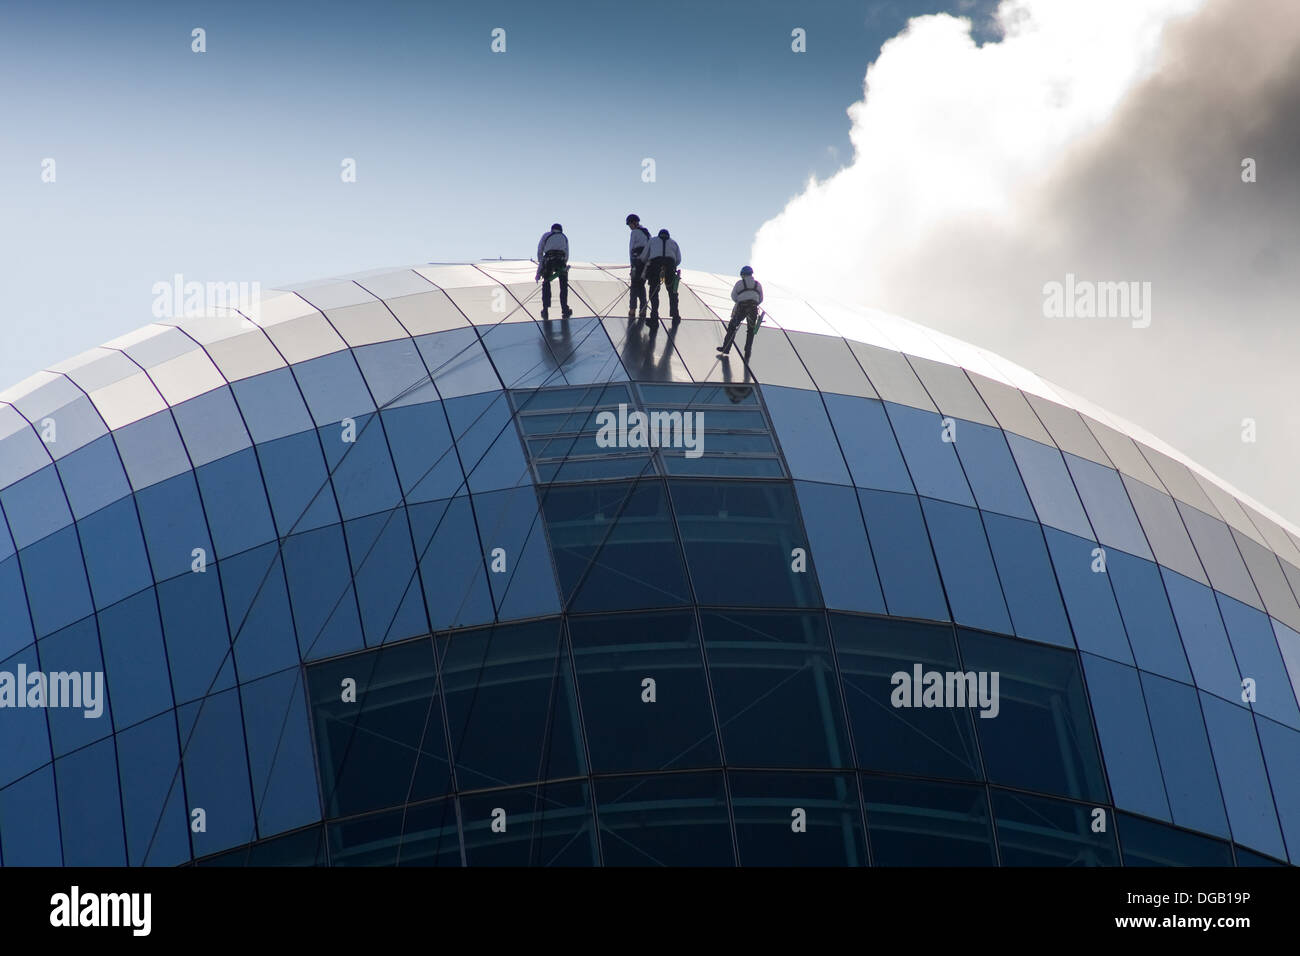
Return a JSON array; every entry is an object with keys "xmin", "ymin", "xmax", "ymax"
[{"xmin": 718, "ymin": 266, "xmax": 764, "ymax": 356}]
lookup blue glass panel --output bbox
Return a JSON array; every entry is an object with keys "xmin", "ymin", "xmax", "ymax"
[
  {"xmin": 822, "ymin": 394, "xmax": 913, "ymax": 493},
  {"xmin": 0, "ymin": 644, "xmax": 51, "ymax": 787},
  {"xmin": 957, "ymin": 628, "xmax": 1109, "ymax": 803},
  {"xmin": 240, "ymin": 668, "xmax": 321, "ymax": 838},
  {"xmin": 255, "ymin": 430, "xmax": 341, "ymax": 536},
  {"xmin": 56, "ymin": 433, "xmax": 131, "ymax": 520},
  {"xmin": 595, "ymin": 772, "xmax": 734, "ymax": 866},
  {"xmin": 1116, "ymin": 812, "xmax": 1233, "ymax": 866},
  {"xmin": 830, "ymin": 614, "xmax": 982, "ymax": 781},
  {"xmin": 408, "ymin": 496, "xmax": 495, "ymax": 631},
  {"xmin": 1108, "ymin": 549, "xmax": 1191, "ymax": 682},
  {"xmin": 200, "ymin": 824, "xmax": 327, "ymax": 866},
  {"xmin": 1161, "ymin": 568, "xmax": 1241, "ymax": 702},
  {"xmin": 1216, "ymin": 593, "xmax": 1300, "ymax": 729},
  {"xmin": 921, "ymin": 499, "xmax": 1012, "ymax": 634},
  {"xmin": 115, "ymin": 712, "xmax": 190, "ymax": 865},
  {"xmin": 1080, "ymin": 654, "xmax": 1170, "ymax": 821},
  {"xmin": 1199, "ymin": 693, "xmax": 1285, "ymax": 859},
  {"xmin": 329, "ymin": 799, "xmax": 460, "ymax": 867},
  {"xmin": 793, "ymin": 481, "xmax": 885, "ymax": 614},
  {"xmin": 669, "ymin": 480, "xmax": 821, "ymax": 608},
  {"xmin": 763, "ymin": 385, "xmax": 851, "ymax": 485},
  {"xmin": 1005, "ymin": 433, "xmax": 1093, "ymax": 539},
  {"xmin": 982, "ymin": 512, "xmax": 1073, "ymax": 647},
  {"xmin": 991, "ymin": 789, "xmax": 1120, "ymax": 866},
  {"xmin": 438, "ymin": 619, "xmax": 584, "ymax": 790},
  {"xmin": 156, "ymin": 570, "xmax": 236, "ymax": 704},
  {"xmin": 291, "ymin": 349, "xmax": 376, "ymax": 427},
  {"xmin": 54, "ymin": 737, "xmax": 125, "ymax": 865},
  {"xmin": 1, "ymin": 463, "xmax": 71, "ymax": 549},
  {"xmin": 230, "ymin": 367, "xmax": 314, "ymax": 444},
  {"xmin": 1140, "ymin": 671, "xmax": 1229, "ymax": 838},
  {"xmin": 459, "ymin": 781, "xmax": 598, "ymax": 866},
  {"xmin": 414, "ymin": 327, "xmax": 502, "ymax": 399},
  {"xmin": 76, "ymin": 495, "xmax": 152, "ymax": 608},
  {"xmin": 0, "ymin": 765, "xmax": 62, "ymax": 865},
  {"xmin": 444, "ymin": 391, "xmax": 530, "ymax": 494},
  {"xmin": 0, "ymin": 555, "xmax": 33, "ymax": 659},
  {"xmin": 344, "ymin": 509, "xmax": 428, "ymax": 646},
  {"xmin": 307, "ymin": 639, "xmax": 448, "ymax": 818},
  {"xmin": 112, "ymin": 410, "xmax": 193, "ymax": 491},
  {"xmin": 1255, "ymin": 717, "xmax": 1300, "ymax": 863},
  {"xmin": 568, "ymin": 611, "xmax": 719, "ymax": 772},
  {"xmin": 1274, "ymin": 619, "xmax": 1300, "ymax": 714},
  {"xmin": 281, "ymin": 524, "xmax": 366, "ymax": 661},
  {"xmin": 179, "ymin": 689, "xmax": 257, "ymax": 857},
  {"xmin": 885, "ymin": 403, "xmax": 975, "ymax": 506},
  {"xmin": 194, "ymin": 447, "xmax": 277, "ymax": 559},
  {"xmin": 471, "ymin": 487, "xmax": 562, "ymax": 620},
  {"xmin": 1043, "ymin": 527, "xmax": 1130, "ymax": 663},
  {"xmin": 701, "ymin": 610, "xmax": 851, "ymax": 769},
  {"xmin": 135, "ymin": 471, "xmax": 214, "ymax": 581},
  {"xmin": 540, "ymin": 479, "xmax": 691, "ymax": 611},
  {"xmin": 18, "ymin": 524, "xmax": 92, "ymax": 637},
  {"xmin": 478, "ymin": 320, "xmax": 564, "ymax": 389},
  {"xmin": 730, "ymin": 771, "xmax": 866, "ymax": 866},
  {"xmin": 320, "ymin": 413, "xmax": 403, "ymax": 520},
  {"xmin": 858, "ymin": 489, "xmax": 948, "ymax": 621},
  {"xmin": 862, "ymin": 776, "xmax": 995, "ymax": 866},
  {"xmin": 172, "ymin": 385, "xmax": 252, "ymax": 468},
  {"xmin": 951, "ymin": 421, "xmax": 1035, "ymax": 520},
  {"xmin": 380, "ymin": 402, "xmax": 464, "ymax": 504},
  {"xmin": 0, "ymin": 510, "xmax": 11, "ymax": 562},
  {"xmin": 219, "ymin": 543, "xmax": 300, "ymax": 682},
  {"xmin": 1177, "ymin": 502, "xmax": 1261, "ymax": 609},
  {"xmin": 545, "ymin": 316, "xmax": 627, "ymax": 385},
  {"xmin": 1063, "ymin": 453, "xmax": 1152, "ymax": 559},
  {"xmin": 97, "ymin": 589, "xmax": 173, "ymax": 731},
  {"xmin": 354, "ymin": 338, "xmax": 440, "ymax": 410},
  {"xmin": 37, "ymin": 615, "xmax": 110, "ymax": 756}
]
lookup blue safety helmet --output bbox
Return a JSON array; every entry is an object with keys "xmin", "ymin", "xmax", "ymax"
[{"xmin": 740, "ymin": 266, "xmax": 753, "ymax": 276}]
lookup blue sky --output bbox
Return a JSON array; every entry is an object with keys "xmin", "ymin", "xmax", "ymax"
[{"xmin": 0, "ymin": 0, "xmax": 998, "ymax": 387}]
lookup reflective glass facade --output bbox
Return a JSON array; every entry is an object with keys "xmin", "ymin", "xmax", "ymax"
[{"xmin": 0, "ymin": 262, "xmax": 1297, "ymax": 867}]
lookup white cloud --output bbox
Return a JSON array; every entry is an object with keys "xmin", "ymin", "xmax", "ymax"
[{"xmin": 753, "ymin": 0, "xmax": 1300, "ymax": 526}]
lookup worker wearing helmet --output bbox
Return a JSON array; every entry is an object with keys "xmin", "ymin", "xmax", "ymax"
[
  {"xmin": 626, "ymin": 214, "xmax": 651, "ymax": 319},
  {"xmin": 535, "ymin": 223, "xmax": 573, "ymax": 320},
  {"xmin": 638, "ymin": 228, "xmax": 682, "ymax": 328},
  {"xmin": 718, "ymin": 265, "xmax": 764, "ymax": 355}
]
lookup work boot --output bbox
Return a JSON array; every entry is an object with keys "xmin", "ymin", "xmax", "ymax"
[
  {"xmin": 628, "ymin": 307, "xmax": 637, "ymax": 319},
  {"xmin": 562, "ymin": 307, "xmax": 573, "ymax": 319},
  {"xmin": 540, "ymin": 308, "xmax": 549, "ymax": 320},
  {"xmin": 639, "ymin": 306, "xmax": 648, "ymax": 319}
]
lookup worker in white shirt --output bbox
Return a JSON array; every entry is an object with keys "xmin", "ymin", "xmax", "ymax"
[
  {"xmin": 718, "ymin": 266, "xmax": 764, "ymax": 355},
  {"xmin": 638, "ymin": 228, "xmax": 681, "ymax": 328},
  {"xmin": 626, "ymin": 213, "xmax": 651, "ymax": 319},
  {"xmin": 535, "ymin": 223, "xmax": 573, "ymax": 319}
]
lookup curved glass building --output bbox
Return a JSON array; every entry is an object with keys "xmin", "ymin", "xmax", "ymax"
[{"xmin": 1, "ymin": 260, "xmax": 1298, "ymax": 866}]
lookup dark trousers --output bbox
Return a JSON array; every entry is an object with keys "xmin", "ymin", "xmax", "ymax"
[
  {"xmin": 629, "ymin": 258, "xmax": 648, "ymax": 313},
  {"xmin": 646, "ymin": 257, "xmax": 679, "ymax": 318},
  {"xmin": 721, "ymin": 300, "xmax": 758, "ymax": 352},
  {"xmin": 540, "ymin": 254, "xmax": 569, "ymax": 313}
]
